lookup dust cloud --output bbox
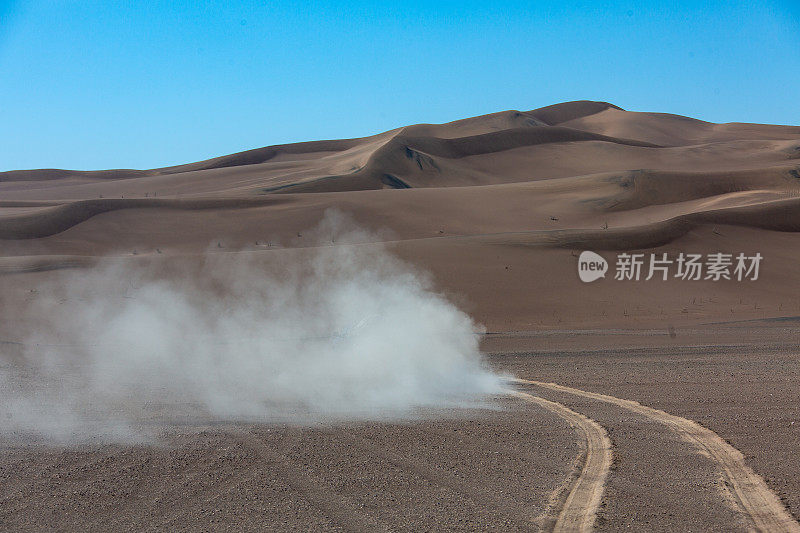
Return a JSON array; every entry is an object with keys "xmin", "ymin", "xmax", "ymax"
[{"xmin": 0, "ymin": 211, "xmax": 504, "ymax": 443}]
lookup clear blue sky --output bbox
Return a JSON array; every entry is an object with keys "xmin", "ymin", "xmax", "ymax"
[{"xmin": 1, "ymin": 1, "xmax": 798, "ymax": 171}]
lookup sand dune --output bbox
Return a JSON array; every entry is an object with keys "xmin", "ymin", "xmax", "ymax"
[
  {"xmin": 5, "ymin": 100, "xmax": 796, "ymax": 195},
  {"xmin": 3, "ymin": 100, "xmax": 800, "ymax": 332},
  {"xmin": 3, "ymin": 101, "xmax": 800, "ymax": 326},
  {"xmin": 0, "ymin": 197, "xmax": 291, "ymax": 239},
  {"xmin": 2, "ymin": 100, "xmax": 799, "ymax": 247}
]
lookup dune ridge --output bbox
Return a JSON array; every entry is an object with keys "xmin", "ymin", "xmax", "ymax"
[{"xmin": 2, "ymin": 99, "xmax": 799, "ymax": 257}]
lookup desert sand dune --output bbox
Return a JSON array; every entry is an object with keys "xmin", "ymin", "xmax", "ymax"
[
  {"xmin": 4, "ymin": 100, "xmax": 797, "ymax": 196},
  {"xmin": 559, "ymin": 107, "xmax": 800, "ymax": 146},
  {"xmin": 1, "ymin": 97, "xmax": 799, "ymax": 331}
]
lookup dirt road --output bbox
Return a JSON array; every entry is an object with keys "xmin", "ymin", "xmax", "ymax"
[
  {"xmin": 511, "ymin": 390, "xmax": 611, "ymax": 532},
  {"xmin": 513, "ymin": 378, "xmax": 800, "ymax": 533}
]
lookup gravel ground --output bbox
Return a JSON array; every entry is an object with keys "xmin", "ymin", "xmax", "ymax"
[
  {"xmin": 493, "ymin": 340, "xmax": 800, "ymax": 527},
  {"xmin": 0, "ymin": 397, "xmax": 577, "ymax": 532}
]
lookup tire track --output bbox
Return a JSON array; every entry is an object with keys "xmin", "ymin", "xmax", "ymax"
[
  {"xmin": 508, "ymin": 389, "xmax": 612, "ymax": 533},
  {"xmin": 339, "ymin": 432, "xmax": 543, "ymax": 529},
  {"xmin": 242, "ymin": 432, "xmax": 390, "ymax": 533},
  {"xmin": 513, "ymin": 378, "xmax": 800, "ymax": 533}
]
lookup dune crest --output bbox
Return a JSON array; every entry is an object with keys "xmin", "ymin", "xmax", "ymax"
[{"xmin": 2, "ymin": 101, "xmax": 800, "ymax": 333}]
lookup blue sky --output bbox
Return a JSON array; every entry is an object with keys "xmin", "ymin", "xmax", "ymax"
[{"xmin": 1, "ymin": 1, "xmax": 798, "ymax": 171}]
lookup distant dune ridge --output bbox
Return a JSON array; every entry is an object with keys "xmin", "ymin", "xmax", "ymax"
[
  {"xmin": 2, "ymin": 100, "xmax": 800, "ymax": 329},
  {"xmin": 2, "ymin": 100, "xmax": 799, "ymax": 240}
]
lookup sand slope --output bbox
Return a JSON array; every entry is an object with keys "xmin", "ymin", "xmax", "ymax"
[{"xmin": 2, "ymin": 100, "xmax": 800, "ymax": 331}]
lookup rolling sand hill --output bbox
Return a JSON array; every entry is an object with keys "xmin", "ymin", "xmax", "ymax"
[{"xmin": 2, "ymin": 100, "xmax": 800, "ymax": 331}]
